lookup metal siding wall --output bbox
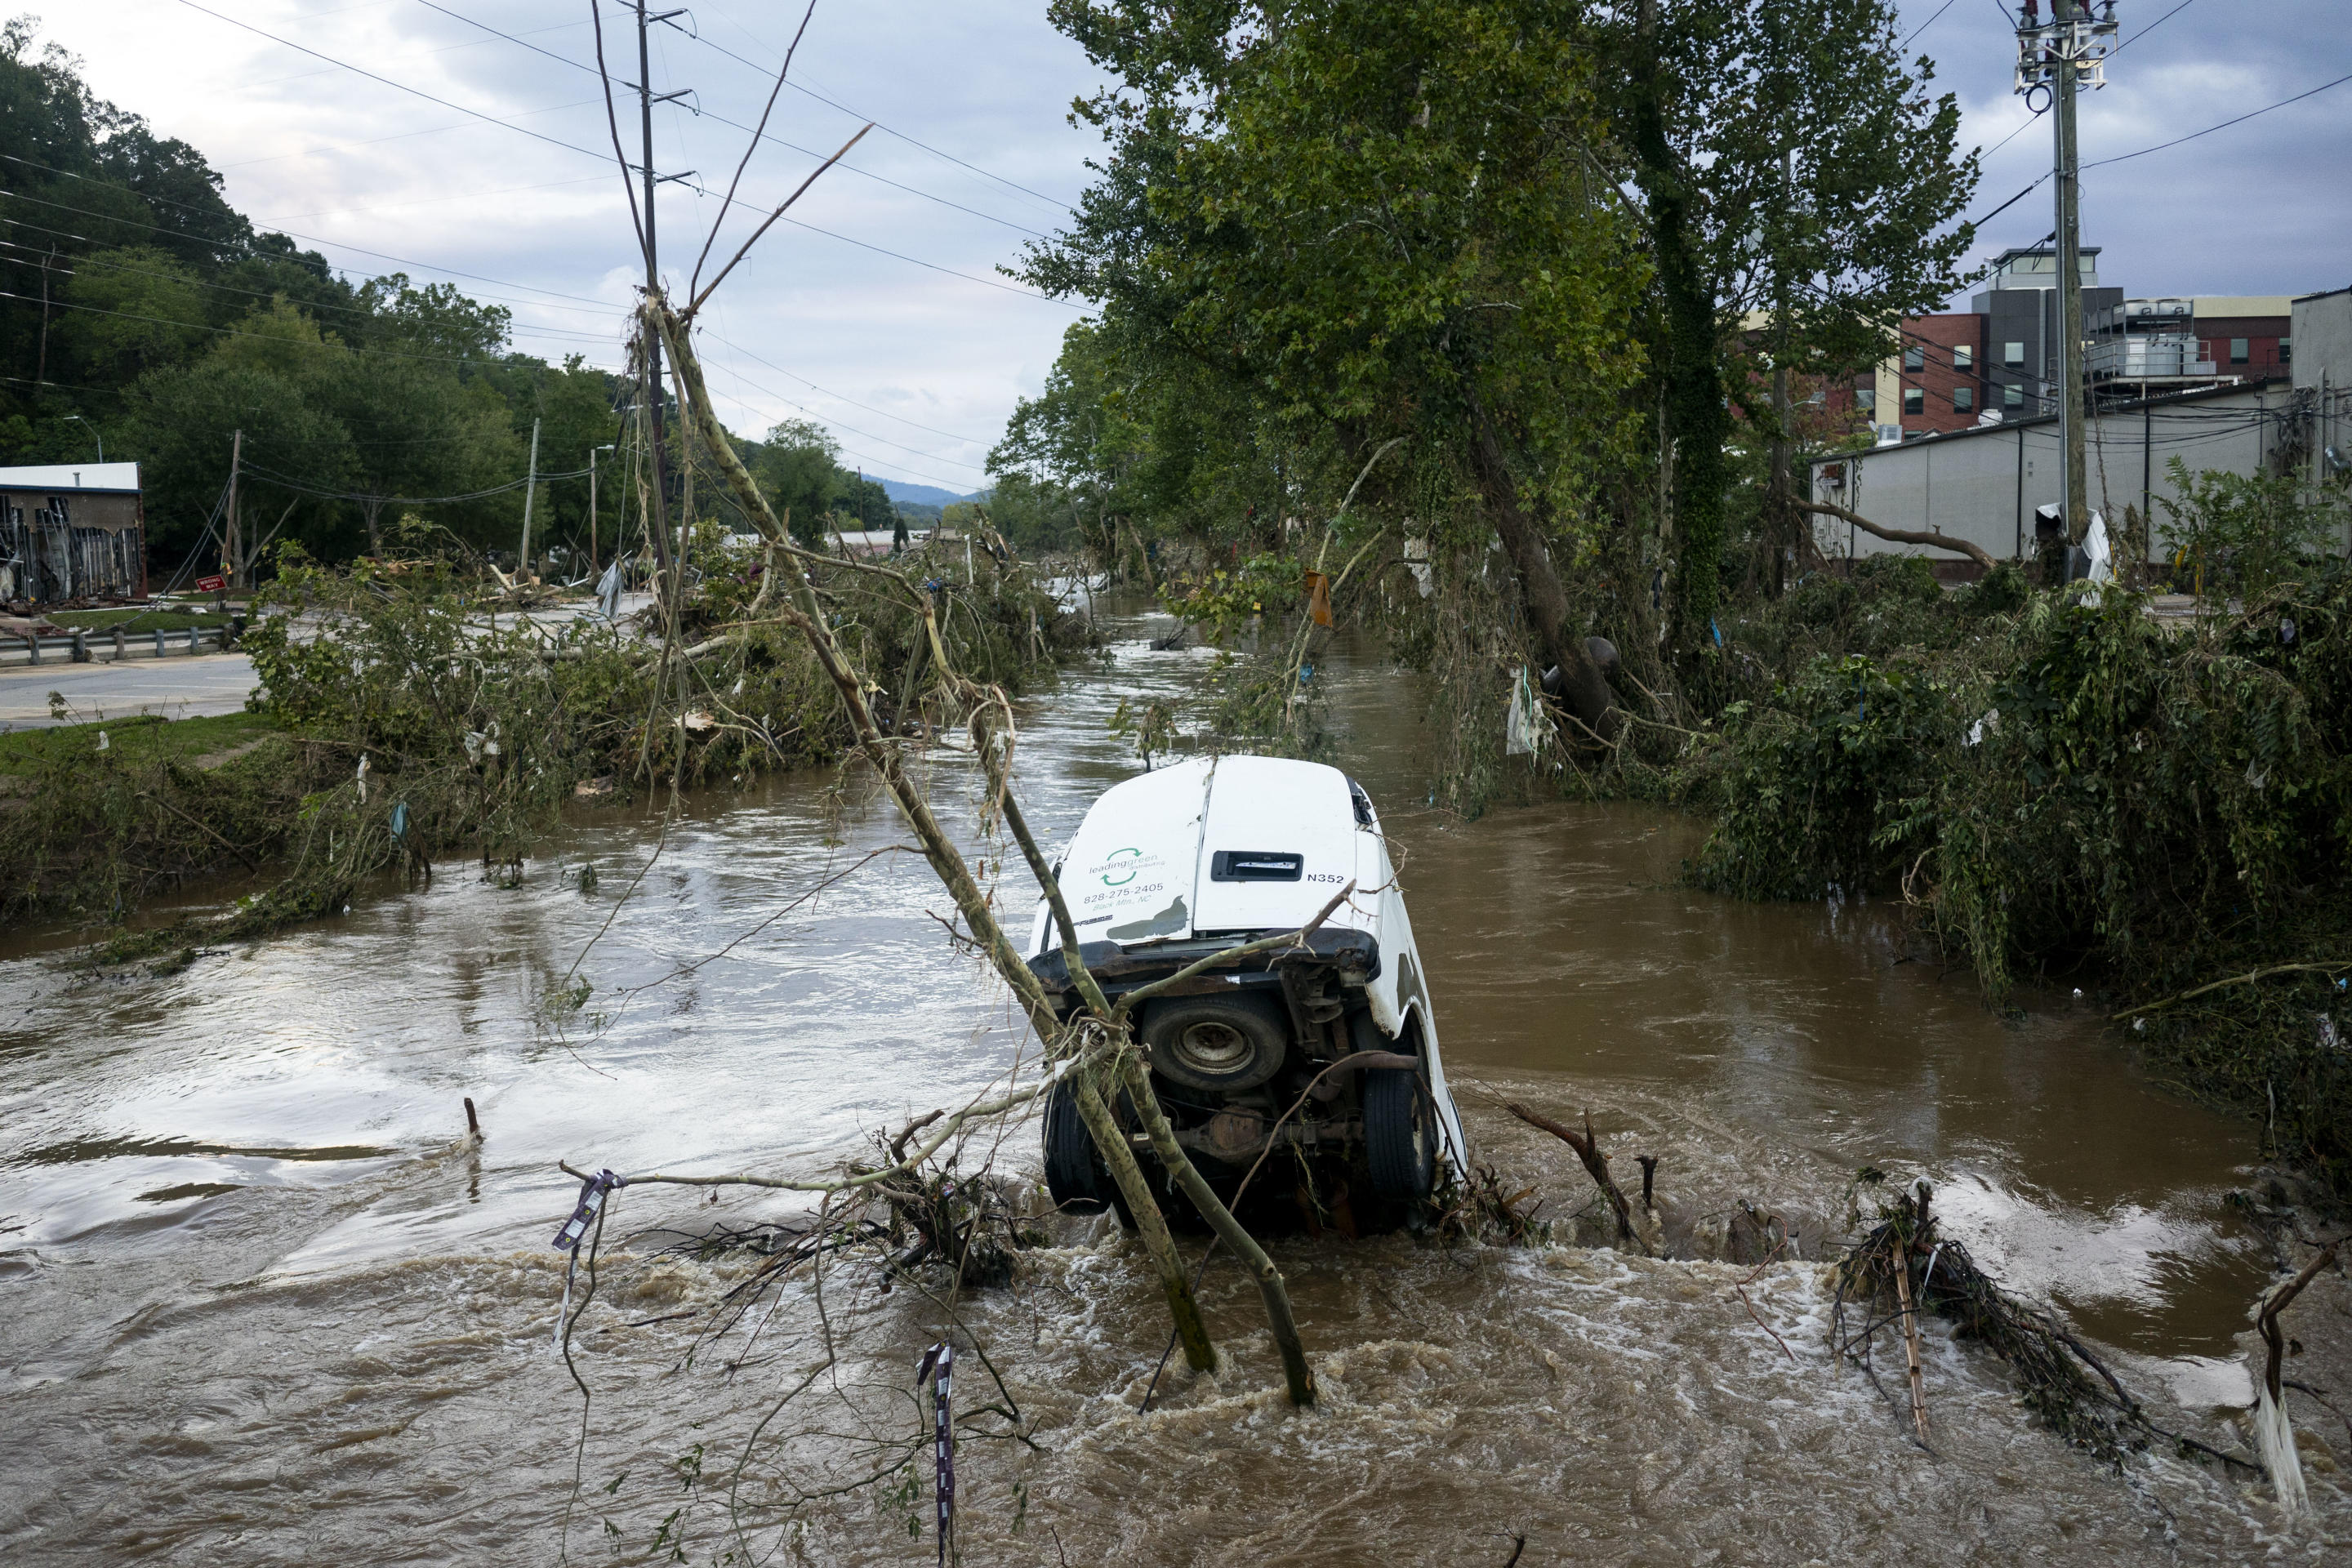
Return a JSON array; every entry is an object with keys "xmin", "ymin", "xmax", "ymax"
[{"xmin": 1811, "ymin": 387, "xmax": 2275, "ymax": 564}]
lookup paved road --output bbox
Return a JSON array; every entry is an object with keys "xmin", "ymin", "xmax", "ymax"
[
  {"xmin": 0, "ymin": 653, "xmax": 259, "ymax": 730},
  {"xmin": 0, "ymin": 592, "xmax": 662, "ymax": 731}
]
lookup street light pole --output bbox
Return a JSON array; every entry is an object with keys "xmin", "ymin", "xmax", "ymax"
[{"xmin": 63, "ymin": 413, "xmax": 102, "ymax": 463}]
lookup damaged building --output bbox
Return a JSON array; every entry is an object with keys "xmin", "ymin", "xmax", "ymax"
[{"xmin": 0, "ymin": 462, "xmax": 148, "ymax": 605}]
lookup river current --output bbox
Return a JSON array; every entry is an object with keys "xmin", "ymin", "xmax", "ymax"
[{"xmin": 2, "ymin": 596, "xmax": 2345, "ymax": 1563}]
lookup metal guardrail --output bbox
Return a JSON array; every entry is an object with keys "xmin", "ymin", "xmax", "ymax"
[{"xmin": 1, "ymin": 625, "xmax": 234, "ymax": 667}]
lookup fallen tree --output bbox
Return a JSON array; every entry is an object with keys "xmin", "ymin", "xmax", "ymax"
[{"xmin": 1794, "ymin": 497, "xmax": 1998, "ymax": 572}]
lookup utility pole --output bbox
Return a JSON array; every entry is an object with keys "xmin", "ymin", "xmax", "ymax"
[
  {"xmin": 590, "ymin": 442, "xmax": 616, "ymax": 570},
  {"xmin": 517, "ymin": 416, "xmax": 541, "ymax": 579},
  {"xmin": 635, "ymin": 0, "xmax": 693, "ymax": 574},
  {"xmin": 225, "ymin": 428, "xmax": 242, "ymax": 589},
  {"xmin": 1770, "ymin": 144, "xmax": 1793, "ymax": 598},
  {"xmin": 2017, "ymin": 2, "xmax": 2118, "ymax": 546}
]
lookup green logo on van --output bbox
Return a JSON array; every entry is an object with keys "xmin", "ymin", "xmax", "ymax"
[{"xmin": 1101, "ymin": 847, "xmax": 1142, "ymax": 886}]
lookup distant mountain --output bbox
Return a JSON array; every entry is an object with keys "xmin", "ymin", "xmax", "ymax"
[{"xmin": 877, "ymin": 479, "xmax": 983, "ymax": 508}]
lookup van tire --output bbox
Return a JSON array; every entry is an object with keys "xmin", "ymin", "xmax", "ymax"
[
  {"xmin": 1042, "ymin": 1080, "xmax": 1110, "ymax": 1214},
  {"xmin": 1139, "ymin": 991, "xmax": 1290, "ymax": 1093},
  {"xmin": 1364, "ymin": 1067, "xmax": 1434, "ymax": 1200}
]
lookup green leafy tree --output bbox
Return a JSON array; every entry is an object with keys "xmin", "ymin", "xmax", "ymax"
[
  {"xmin": 1606, "ymin": 0, "xmax": 1976, "ymax": 634},
  {"xmin": 747, "ymin": 418, "xmax": 844, "ymax": 546},
  {"xmin": 55, "ymin": 244, "xmax": 208, "ymax": 382},
  {"xmin": 1030, "ymin": 0, "xmax": 1651, "ymax": 729}
]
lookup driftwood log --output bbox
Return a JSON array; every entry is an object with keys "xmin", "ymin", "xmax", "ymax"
[{"xmin": 1505, "ymin": 1103, "xmax": 1649, "ymax": 1255}]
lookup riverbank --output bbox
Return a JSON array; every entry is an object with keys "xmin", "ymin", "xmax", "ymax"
[{"xmin": 0, "ymin": 541, "xmax": 1087, "ymax": 946}]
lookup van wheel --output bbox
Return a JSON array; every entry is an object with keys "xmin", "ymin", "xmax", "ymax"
[
  {"xmin": 1139, "ymin": 991, "xmax": 1290, "ymax": 1092},
  {"xmin": 1364, "ymin": 1067, "xmax": 1434, "ymax": 1200},
  {"xmin": 1042, "ymin": 1080, "xmax": 1109, "ymax": 1214}
]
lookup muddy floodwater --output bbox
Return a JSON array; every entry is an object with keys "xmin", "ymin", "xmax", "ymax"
[{"xmin": 4, "ymin": 598, "xmax": 2346, "ymax": 1564}]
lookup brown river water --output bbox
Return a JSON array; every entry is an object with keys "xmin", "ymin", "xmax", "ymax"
[{"xmin": 3, "ymin": 596, "xmax": 2346, "ymax": 1564}]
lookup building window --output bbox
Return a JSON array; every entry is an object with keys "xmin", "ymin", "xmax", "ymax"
[
  {"xmin": 2230, "ymin": 337, "xmax": 2249, "ymax": 364},
  {"xmin": 1903, "ymin": 345, "xmax": 1926, "ymax": 372},
  {"xmin": 2004, "ymin": 384, "xmax": 2025, "ymax": 409},
  {"xmin": 1953, "ymin": 345, "xmax": 1974, "ymax": 370},
  {"xmin": 2004, "ymin": 341, "xmax": 2025, "ymax": 368},
  {"xmin": 1902, "ymin": 388, "xmax": 1924, "ymax": 416},
  {"xmin": 1953, "ymin": 386, "xmax": 1975, "ymax": 413},
  {"xmin": 2281, "ymin": 337, "xmax": 2292, "ymax": 364},
  {"xmin": 1854, "ymin": 388, "xmax": 1876, "ymax": 414}
]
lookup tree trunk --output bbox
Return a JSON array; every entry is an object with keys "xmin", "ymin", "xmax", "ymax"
[
  {"xmin": 1116, "ymin": 1051, "xmax": 1316, "ymax": 1406},
  {"xmin": 1630, "ymin": 0, "xmax": 1729, "ymax": 648},
  {"xmin": 1073, "ymin": 1068, "xmax": 1218, "ymax": 1374},
  {"xmin": 1468, "ymin": 403, "xmax": 1621, "ymax": 740},
  {"xmin": 655, "ymin": 296, "xmax": 1245, "ymax": 1387},
  {"xmin": 1793, "ymin": 498, "xmax": 1998, "ymax": 572}
]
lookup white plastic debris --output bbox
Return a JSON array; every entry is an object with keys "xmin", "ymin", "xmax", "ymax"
[
  {"xmin": 1505, "ymin": 666, "xmax": 1545, "ymax": 756},
  {"xmin": 2083, "ymin": 511, "xmax": 2112, "ymax": 586}
]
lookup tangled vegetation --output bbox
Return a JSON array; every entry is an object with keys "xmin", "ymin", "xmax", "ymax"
[
  {"xmin": 1677, "ymin": 550, "xmax": 2352, "ymax": 1194},
  {"xmin": 1, "ymin": 531, "xmax": 1085, "ymax": 952}
]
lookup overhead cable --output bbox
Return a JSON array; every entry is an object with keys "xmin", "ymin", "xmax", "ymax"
[
  {"xmin": 172, "ymin": 3, "xmax": 1075, "ymax": 307},
  {"xmin": 646, "ymin": 0, "xmax": 1076, "ymax": 216},
  {"xmin": 413, "ymin": 1, "xmax": 1052, "ymax": 238}
]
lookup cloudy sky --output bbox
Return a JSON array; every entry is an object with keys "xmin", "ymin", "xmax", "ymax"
[{"xmin": 38, "ymin": 2, "xmax": 2352, "ymax": 494}]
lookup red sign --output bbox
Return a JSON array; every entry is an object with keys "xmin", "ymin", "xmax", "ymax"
[{"xmin": 197, "ymin": 574, "xmax": 228, "ymax": 592}]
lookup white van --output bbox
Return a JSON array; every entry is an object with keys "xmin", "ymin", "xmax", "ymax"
[{"xmin": 1027, "ymin": 755, "xmax": 1470, "ymax": 1231}]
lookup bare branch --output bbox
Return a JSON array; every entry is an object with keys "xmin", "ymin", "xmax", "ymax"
[
  {"xmin": 1796, "ymin": 498, "xmax": 1998, "ymax": 572},
  {"xmin": 1112, "ymin": 881, "xmax": 1356, "ymax": 1018},
  {"xmin": 588, "ymin": 0, "xmax": 649, "ymax": 278},
  {"xmin": 689, "ymin": 0, "xmax": 822, "ymax": 301},
  {"xmin": 684, "ymin": 123, "xmax": 875, "ymax": 321}
]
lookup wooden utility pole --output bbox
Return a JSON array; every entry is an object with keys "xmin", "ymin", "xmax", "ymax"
[
  {"xmin": 635, "ymin": 0, "xmax": 684, "ymax": 572},
  {"xmin": 517, "ymin": 416, "xmax": 541, "ymax": 578},
  {"xmin": 2052, "ymin": 0, "xmax": 2087, "ymax": 541},
  {"xmin": 2017, "ymin": 2, "xmax": 2116, "ymax": 542},
  {"xmin": 1770, "ymin": 150, "xmax": 1793, "ymax": 596},
  {"xmin": 225, "ymin": 428, "xmax": 242, "ymax": 588},
  {"xmin": 588, "ymin": 443, "xmax": 602, "ymax": 570}
]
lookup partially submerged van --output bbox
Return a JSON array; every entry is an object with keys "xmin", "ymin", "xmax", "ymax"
[{"xmin": 1027, "ymin": 755, "xmax": 1469, "ymax": 1232}]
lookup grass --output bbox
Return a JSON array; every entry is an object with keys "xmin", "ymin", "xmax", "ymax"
[
  {"xmin": 0, "ymin": 710, "xmax": 282, "ymax": 778},
  {"xmin": 46, "ymin": 607, "xmax": 229, "ymax": 634}
]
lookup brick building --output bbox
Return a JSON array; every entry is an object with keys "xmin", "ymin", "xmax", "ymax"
[{"xmin": 1822, "ymin": 246, "xmax": 2296, "ymax": 445}]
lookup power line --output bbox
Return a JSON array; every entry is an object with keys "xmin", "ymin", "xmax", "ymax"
[
  {"xmin": 700, "ymin": 329, "xmax": 992, "ymax": 447},
  {"xmin": 216, "ymin": 98, "xmax": 604, "ymax": 171},
  {"xmin": 2084, "ymin": 69, "xmax": 2352, "ymax": 169},
  {"xmin": 1898, "ymin": 0, "xmax": 1961, "ymax": 53},
  {"xmin": 652, "ymin": 0, "xmax": 1076, "ymax": 217},
  {"xmin": 4, "ymin": 173, "xmax": 1013, "ymax": 463},
  {"xmin": 0, "ymin": 227, "xmax": 618, "ymax": 346},
  {"xmin": 2109, "ymin": 0, "xmax": 2197, "ymax": 57},
  {"xmin": 238, "ymin": 457, "xmax": 591, "ymax": 505},
  {"xmin": 178, "ymin": 1, "xmax": 618, "ymax": 167},
  {"xmin": 0, "ymin": 286, "xmax": 624, "ymax": 374},
  {"xmin": 172, "ymin": 2, "xmax": 1075, "ymax": 307},
  {"xmin": 710, "ymin": 359, "xmax": 987, "ymax": 476},
  {"xmin": 411, "ymin": 0, "xmax": 1053, "ymax": 239},
  {"xmin": 2, "ymin": 154, "xmax": 624, "ymax": 314},
  {"xmin": 700, "ymin": 365, "xmax": 981, "ymax": 492}
]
